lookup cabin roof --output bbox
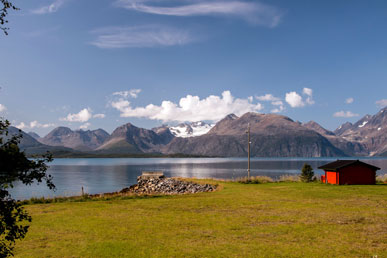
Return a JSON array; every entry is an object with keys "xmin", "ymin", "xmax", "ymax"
[{"xmin": 318, "ymin": 160, "xmax": 380, "ymax": 172}]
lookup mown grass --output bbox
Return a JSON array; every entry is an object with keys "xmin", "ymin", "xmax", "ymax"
[{"xmin": 14, "ymin": 180, "xmax": 387, "ymax": 258}]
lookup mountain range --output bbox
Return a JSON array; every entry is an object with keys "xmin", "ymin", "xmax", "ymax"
[
  {"xmin": 38, "ymin": 127, "xmax": 110, "ymax": 151},
  {"xmin": 9, "ymin": 106, "xmax": 387, "ymax": 157}
]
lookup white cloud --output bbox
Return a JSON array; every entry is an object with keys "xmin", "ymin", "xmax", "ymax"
[
  {"xmin": 93, "ymin": 114, "xmax": 106, "ymax": 119},
  {"xmin": 15, "ymin": 121, "xmax": 55, "ymax": 130},
  {"xmin": 90, "ymin": 25, "xmax": 195, "ymax": 49},
  {"xmin": 255, "ymin": 94, "xmax": 280, "ymax": 102},
  {"xmin": 255, "ymin": 94, "xmax": 285, "ymax": 113},
  {"xmin": 29, "ymin": 121, "xmax": 55, "ymax": 129},
  {"xmin": 285, "ymin": 92, "xmax": 304, "ymax": 108},
  {"xmin": 333, "ymin": 111, "xmax": 359, "ymax": 118},
  {"xmin": 272, "ymin": 100, "xmax": 283, "ymax": 106},
  {"xmin": 111, "ymin": 90, "xmax": 263, "ymax": 122},
  {"xmin": 15, "ymin": 122, "xmax": 26, "ymax": 130},
  {"xmin": 302, "ymin": 87, "xmax": 312, "ymax": 96},
  {"xmin": 270, "ymin": 100, "xmax": 284, "ymax": 113},
  {"xmin": 285, "ymin": 88, "xmax": 315, "ymax": 108},
  {"xmin": 376, "ymin": 99, "xmax": 387, "ymax": 107},
  {"xmin": 345, "ymin": 97, "xmax": 354, "ymax": 104},
  {"xmin": 255, "ymin": 94, "xmax": 284, "ymax": 113},
  {"xmin": 61, "ymin": 108, "xmax": 93, "ymax": 122},
  {"xmin": 113, "ymin": 89, "xmax": 141, "ymax": 98},
  {"xmin": 115, "ymin": 0, "xmax": 282, "ymax": 27},
  {"xmin": 111, "ymin": 99, "xmax": 130, "ymax": 111},
  {"xmin": 302, "ymin": 87, "xmax": 314, "ymax": 105},
  {"xmin": 31, "ymin": 0, "xmax": 66, "ymax": 14},
  {"xmin": 0, "ymin": 104, "xmax": 6, "ymax": 112},
  {"xmin": 80, "ymin": 123, "xmax": 91, "ymax": 129}
]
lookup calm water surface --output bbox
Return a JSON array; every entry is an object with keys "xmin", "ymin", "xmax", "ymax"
[{"xmin": 10, "ymin": 157, "xmax": 387, "ymax": 200}]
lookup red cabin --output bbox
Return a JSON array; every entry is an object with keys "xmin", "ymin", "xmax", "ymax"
[{"xmin": 318, "ymin": 160, "xmax": 380, "ymax": 185}]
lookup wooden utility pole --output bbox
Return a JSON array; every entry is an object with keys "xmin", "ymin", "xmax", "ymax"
[{"xmin": 247, "ymin": 123, "xmax": 251, "ymax": 179}]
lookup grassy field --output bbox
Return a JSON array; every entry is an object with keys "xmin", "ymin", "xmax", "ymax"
[{"xmin": 14, "ymin": 181, "xmax": 386, "ymax": 258}]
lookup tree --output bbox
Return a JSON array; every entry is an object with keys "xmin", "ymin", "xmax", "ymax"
[
  {"xmin": 1, "ymin": 0, "xmax": 19, "ymax": 35},
  {"xmin": 0, "ymin": 119, "xmax": 54, "ymax": 257},
  {"xmin": 300, "ymin": 163, "xmax": 314, "ymax": 182}
]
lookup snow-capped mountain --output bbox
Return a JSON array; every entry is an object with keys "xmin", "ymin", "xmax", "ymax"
[
  {"xmin": 168, "ymin": 121, "xmax": 215, "ymax": 138},
  {"xmin": 335, "ymin": 106, "xmax": 387, "ymax": 155}
]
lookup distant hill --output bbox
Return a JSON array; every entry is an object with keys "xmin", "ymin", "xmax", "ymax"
[
  {"xmin": 6, "ymin": 126, "xmax": 74, "ymax": 155},
  {"xmin": 302, "ymin": 121, "xmax": 367, "ymax": 156},
  {"xmin": 7, "ymin": 126, "xmax": 43, "ymax": 149},
  {"xmin": 302, "ymin": 121, "xmax": 335, "ymax": 136},
  {"xmin": 97, "ymin": 123, "xmax": 174, "ymax": 154},
  {"xmin": 28, "ymin": 131, "xmax": 41, "ymax": 140},
  {"xmin": 39, "ymin": 127, "xmax": 110, "ymax": 151},
  {"xmin": 151, "ymin": 126, "xmax": 175, "ymax": 144}
]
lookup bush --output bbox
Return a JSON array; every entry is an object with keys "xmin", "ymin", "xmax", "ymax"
[
  {"xmin": 278, "ymin": 175, "xmax": 300, "ymax": 182},
  {"xmin": 300, "ymin": 163, "xmax": 314, "ymax": 182},
  {"xmin": 237, "ymin": 176, "xmax": 274, "ymax": 184},
  {"xmin": 376, "ymin": 174, "xmax": 387, "ymax": 184}
]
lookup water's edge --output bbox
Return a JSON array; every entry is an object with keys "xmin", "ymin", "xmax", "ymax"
[{"xmin": 11, "ymin": 157, "xmax": 387, "ymax": 200}]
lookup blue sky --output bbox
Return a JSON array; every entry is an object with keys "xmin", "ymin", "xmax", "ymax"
[{"xmin": 0, "ymin": 0, "xmax": 386, "ymax": 136}]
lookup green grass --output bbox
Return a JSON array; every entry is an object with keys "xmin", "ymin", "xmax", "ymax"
[{"xmin": 14, "ymin": 181, "xmax": 387, "ymax": 258}]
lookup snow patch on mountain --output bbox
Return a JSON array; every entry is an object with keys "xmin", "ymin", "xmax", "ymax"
[
  {"xmin": 358, "ymin": 121, "xmax": 368, "ymax": 128},
  {"xmin": 169, "ymin": 122, "xmax": 214, "ymax": 138}
]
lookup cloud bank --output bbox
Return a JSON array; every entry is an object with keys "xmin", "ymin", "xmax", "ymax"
[
  {"xmin": 90, "ymin": 25, "xmax": 194, "ymax": 49},
  {"xmin": 93, "ymin": 114, "xmax": 106, "ymax": 119},
  {"xmin": 61, "ymin": 108, "xmax": 92, "ymax": 122},
  {"xmin": 113, "ymin": 89, "xmax": 142, "ymax": 98},
  {"xmin": 345, "ymin": 97, "xmax": 354, "ymax": 104},
  {"xmin": 15, "ymin": 121, "xmax": 55, "ymax": 130},
  {"xmin": 255, "ymin": 94, "xmax": 284, "ymax": 113},
  {"xmin": 111, "ymin": 90, "xmax": 263, "ymax": 122},
  {"xmin": 333, "ymin": 111, "xmax": 359, "ymax": 118},
  {"xmin": 115, "ymin": 0, "xmax": 282, "ymax": 27},
  {"xmin": 61, "ymin": 108, "xmax": 105, "ymax": 122},
  {"xmin": 255, "ymin": 94, "xmax": 279, "ymax": 102}
]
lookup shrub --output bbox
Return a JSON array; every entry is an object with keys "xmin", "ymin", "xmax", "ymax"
[
  {"xmin": 237, "ymin": 176, "xmax": 274, "ymax": 184},
  {"xmin": 376, "ymin": 174, "xmax": 387, "ymax": 184},
  {"xmin": 300, "ymin": 163, "xmax": 315, "ymax": 182},
  {"xmin": 278, "ymin": 175, "xmax": 300, "ymax": 182}
]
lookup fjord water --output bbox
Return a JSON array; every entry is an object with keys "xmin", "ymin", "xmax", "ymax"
[{"xmin": 10, "ymin": 157, "xmax": 387, "ymax": 200}]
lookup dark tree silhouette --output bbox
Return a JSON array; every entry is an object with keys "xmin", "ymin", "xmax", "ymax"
[
  {"xmin": 1, "ymin": 0, "xmax": 19, "ymax": 35},
  {"xmin": 0, "ymin": 119, "xmax": 54, "ymax": 257},
  {"xmin": 300, "ymin": 163, "xmax": 315, "ymax": 182}
]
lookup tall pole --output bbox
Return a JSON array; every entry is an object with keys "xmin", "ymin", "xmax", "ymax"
[{"xmin": 247, "ymin": 123, "xmax": 251, "ymax": 179}]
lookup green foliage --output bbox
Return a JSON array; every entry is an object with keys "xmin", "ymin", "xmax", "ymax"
[
  {"xmin": 376, "ymin": 174, "xmax": 387, "ymax": 184},
  {"xmin": 300, "ymin": 163, "xmax": 314, "ymax": 182},
  {"xmin": 0, "ymin": 119, "xmax": 54, "ymax": 257},
  {"xmin": 1, "ymin": 0, "xmax": 19, "ymax": 35}
]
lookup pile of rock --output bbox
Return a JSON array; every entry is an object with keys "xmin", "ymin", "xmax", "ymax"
[{"xmin": 120, "ymin": 177, "xmax": 216, "ymax": 195}]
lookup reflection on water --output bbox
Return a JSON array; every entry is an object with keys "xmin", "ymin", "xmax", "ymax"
[{"xmin": 10, "ymin": 157, "xmax": 387, "ymax": 200}]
